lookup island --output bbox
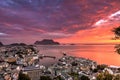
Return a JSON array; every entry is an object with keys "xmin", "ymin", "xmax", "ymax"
[
  {"xmin": 34, "ymin": 39, "xmax": 60, "ymax": 45},
  {"xmin": 70, "ymin": 43, "xmax": 76, "ymax": 45},
  {"xmin": 9, "ymin": 43, "xmax": 27, "ymax": 46}
]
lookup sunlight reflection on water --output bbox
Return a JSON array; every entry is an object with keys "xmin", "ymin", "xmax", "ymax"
[{"xmin": 37, "ymin": 45, "xmax": 120, "ymax": 66}]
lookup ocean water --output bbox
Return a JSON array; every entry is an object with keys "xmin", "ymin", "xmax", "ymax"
[{"xmin": 37, "ymin": 44, "xmax": 120, "ymax": 66}]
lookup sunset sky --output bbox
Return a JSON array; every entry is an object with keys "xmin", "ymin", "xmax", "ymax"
[{"xmin": 0, "ymin": 0, "xmax": 120, "ymax": 44}]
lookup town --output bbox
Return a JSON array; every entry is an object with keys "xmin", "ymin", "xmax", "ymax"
[{"xmin": 0, "ymin": 44, "xmax": 120, "ymax": 80}]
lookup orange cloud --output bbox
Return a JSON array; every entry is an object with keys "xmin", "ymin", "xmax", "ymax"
[
  {"xmin": 56, "ymin": 9, "xmax": 120, "ymax": 44},
  {"xmin": 56, "ymin": 25, "xmax": 120, "ymax": 44}
]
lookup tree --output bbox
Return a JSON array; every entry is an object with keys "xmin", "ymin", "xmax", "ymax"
[
  {"xmin": 18, "ymin": 72, "xmax": 31, "ymax": 80},
  {"xmin": 113, "ymin": 74, "xmax": 120, "ymax": 80},
  {"xmin": 53, "ymin": 76, "xmax": 64, "ymax": 80},
  {"xmin": 114, "ymin": 44, "xmax": 120, "ymax": 54},
  {"xmin": 71, "ymin": 61, "xmax": 78, "ymax": 66},
  {"xmin": 113, "ymin": 26, "xmax": 120, "ymax": 54},
  {"xmin": 113, "ymin": 26, "xmax": 120, "ymax": 39},
  {"xmin": 80, "ymin": 75, "xmax": 90, "ymax": 80},
  {"xmin": 97, "ymin": 64, "xmax": 108, "ymax": 70},
  {"xmin": 0, "ymin": 42, "xmax": 3, "ymax": 46},
  {"xmin": 96, "ymin": 71, "xmax": 113, "ymax": 80},
  {"xmin": 69, "ymin": 72, "xmax": 79, "ymax": 80},
  {"xmin": 40, "ymin": 76, "xmax": 52, "ymax": 80}
]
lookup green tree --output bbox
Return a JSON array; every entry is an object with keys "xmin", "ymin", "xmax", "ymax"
[
  {"xmin": 54, "ymin": 76, "xmax": 64, "ymax": 80},
  {"xmin": 113, "ymin": 26, "xmax": 120, "ymax": 54},
  {"xmin": 115, "ymin": 44, "xmax": 120, "ymax": 54},
  {"xmin": 113, "ymin": 74, "xmax": 120, "ymax": 80},
  {"xmin": 96, "ymin": 71, "xmax": 113, "ymax": 80},
  {"xmin": 69, "ymin": 72, "xmax": 79, "ymax": 80},
  {"xmin": 18, "ymin": 72, "xmax": 31, "ymax": 80},
  {"xmin": 40, "ymin": 76, "xmax": 52, "ymax": 80},
  {"xmin": 97, "ymin": 64, "xmax": 108, "ymax": 70},
  {"xmin": 96, "ymin": 73, "xmax": 104, "ymax": 80},
  {"xmin": 0, "ymin": 42, "xmax": 3, "ymax": 46},
  {"xmin": 80, "ymin": 75, "xmax": 90, "ymax": 80},
  {"xmin": 113, "ymin": 26, "xmax": 120, "ymax": 39},
  {"xmin": 71, "ymin": 61, "xmax": 78, "ymax": 66}
]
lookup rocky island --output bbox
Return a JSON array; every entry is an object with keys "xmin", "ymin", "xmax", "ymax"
[
  {"xmin": 34, "ymin": 39, "xmax": 60, "ymax": 45},
  {"xmin": 9, "ymin": 43, "xmax": 27, "ymax": 46}
]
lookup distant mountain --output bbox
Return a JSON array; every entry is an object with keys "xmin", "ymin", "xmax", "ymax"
[
  {"xmin": 0, "ymin": 42, "xmax": 3, "ymax": 46},
  {"xmin": 10, "ymin": 43, "xmax": 27, "ymax": 46},
  {"xmin": 34, "ymin": 39, "xmax": 60, "ymax": 45},
  {"xmin": 70, "ymin": 43, "xmax": 76, "ymax": 45}
]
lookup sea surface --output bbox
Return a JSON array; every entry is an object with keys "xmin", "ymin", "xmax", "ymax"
[{"xmin": 37, "ymin": 44, "xmax": 120, "ymax": 66}]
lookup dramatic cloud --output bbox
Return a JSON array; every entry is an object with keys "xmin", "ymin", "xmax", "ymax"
[
  {"xmin": 0, "ymin": 0, "xmax": 120, "ymax": 44},
  {"xmin": 0, "ymin": 32, "xmax": 7, "ymax": 36},
  {"xmin": 94, "ymin": 10, "xmax": 120, "ymax": 26}
]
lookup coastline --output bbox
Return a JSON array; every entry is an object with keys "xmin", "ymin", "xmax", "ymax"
[{"xmin": 0, "ymin": 45, "xmax": 120, "ymax": 80}]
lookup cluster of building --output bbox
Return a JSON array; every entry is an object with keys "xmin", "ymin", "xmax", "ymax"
[
  {"xmin": 0, "ymin": 45, "xmax": 120, "ymax": 80},
  {"xmin": 21, "ymin": 55, "xmax": 120, "ymax": 80},
  {"xmin": 0, "ymin": 45, "xmax": 39, "ymax": 80},
  {"xmin": 48, "ymin": 56, "xmax": 97, "ymax": 80}
]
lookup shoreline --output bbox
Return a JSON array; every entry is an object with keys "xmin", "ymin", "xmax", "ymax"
[{"xmin": 0, "ymin": 45, "xmax": 120, "ymax": 80}]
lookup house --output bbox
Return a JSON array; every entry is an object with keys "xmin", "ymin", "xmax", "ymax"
[{"xmin": 22, "ymin": 66, "xmax": 42, "ymax": 80}]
